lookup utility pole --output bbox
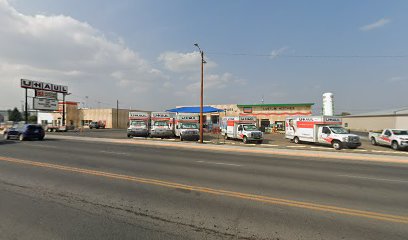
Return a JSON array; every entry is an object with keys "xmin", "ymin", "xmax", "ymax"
[
  {"xmin": 194, "ymin": 43, "xmax": 206, "ymax": 144},
  {"xmin": 116, "ymin": 99, "xmax": 119, "ymax": 129}
]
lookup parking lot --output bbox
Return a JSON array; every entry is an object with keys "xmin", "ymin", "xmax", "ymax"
[{"xmin": 45, "ymin": 128, "xmax": 408, "ymax": 156}]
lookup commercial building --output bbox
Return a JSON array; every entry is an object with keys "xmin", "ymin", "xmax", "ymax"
[
  {"xmin": 37, "ymin": 102, "xmax": 138, "ymax": 129},
  {"xmin": 342, "ymin": 107, "xmax": 408, "ymax": 131},
  {"xmin": 177, "ymin": 103, "xmax": 314, "ymax": 131}
]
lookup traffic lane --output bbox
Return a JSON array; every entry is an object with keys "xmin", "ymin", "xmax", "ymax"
[
  {"xmin": 1, "ymin": 139, "xmax": 408, "ymax": 216},
  {"xmin": 0, "ymin": 183, "xmax": 219, "ymax": 240},
  {"xmin": 0, "ymin": 161, "xmax": 407, "ymax": 240}
]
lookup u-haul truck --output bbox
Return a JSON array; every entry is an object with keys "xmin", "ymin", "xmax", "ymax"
[
  {"xmin": 221, "ymin": 116, "xmax": 263, "ymax": 144},
  {"xmin": 150, "ymin": 112, "xmax": 174, "ymax": 138},
  {"xmin": 174, "ymin": 114, "xmax": 200, "ymax": 141},
  {"xmin": 285, "ymin": 116, "xmax": 361, "ymax": 150},
  {"xmin": 127, "ymin": 112, "xmax": 150, "ymax": 137}
]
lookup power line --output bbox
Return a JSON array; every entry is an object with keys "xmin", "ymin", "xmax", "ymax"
[{"xmin": 206, "ymin": 52, "xmax": 408, "ymax": 58}]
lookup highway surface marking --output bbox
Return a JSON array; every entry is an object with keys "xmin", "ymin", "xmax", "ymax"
[
  {"xmin": 264, "ymin": 144, "xmax": 279, "ymax": 147},
  {"xmin": 20, "ymin": 143, "xmax": 59, "ymax": 149},
  {"xmin": 100, "ymin": 150, "xmax": 129, "ymax": 156},
  {"xmin": 195, "ymin": 160, "xmax": 242, "ymax": 167},
  {"xmin": 338, "ymin": 174, "xmax": 408, "ymax": 184},
  {"xmin": 1, "ymin": 155, "xmax": 407, "ymax": 224},
  {"xmin": 287, "ymin": 145, "xmax": 306, "ymax": 148}
]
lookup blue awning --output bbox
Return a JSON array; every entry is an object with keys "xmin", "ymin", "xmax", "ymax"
[{"xmin": 166, "ymin": 106, "xmax": 224, "ymax": 113}]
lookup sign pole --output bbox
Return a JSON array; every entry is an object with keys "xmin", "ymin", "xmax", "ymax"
[
  {"xmin": 62, "ymin": 93, "xmax": 65, "ymax": 126},
  {"xmin": 25, "ymin": 88, "xmax": 28, "ymax": 123}
]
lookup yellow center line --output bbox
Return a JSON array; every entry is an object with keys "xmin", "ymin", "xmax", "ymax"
[{"xmin": 0, "ymin": 155, "xmax": 407, "ymax": 224}]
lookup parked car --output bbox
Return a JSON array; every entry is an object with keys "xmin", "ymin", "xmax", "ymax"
[
  {"xmin": 369, "ymin": 129, "xmax": 408, "ymax": 150},
  {"xmin": 4, "ymin": 124, "xmax": 45, "ymax": 141},
  {"xmin": 89, "ymin": 121, "xmax": 106, "ymax": 129}
]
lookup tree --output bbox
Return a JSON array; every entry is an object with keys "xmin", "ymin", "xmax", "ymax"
[
  {"xmin": 8, "ymin": 107, "xmax": 23, "ymax": 122},
  {"xmin": 28, "ymin": 115, "xmax": 38, "ymax": 123}
]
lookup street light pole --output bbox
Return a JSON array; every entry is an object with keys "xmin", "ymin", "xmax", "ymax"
[{"xmin": 194, "ymin": 43, "xmax": 205, "ymax": 144}]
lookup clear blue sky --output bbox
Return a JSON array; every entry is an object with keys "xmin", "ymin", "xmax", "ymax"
[{"xmin": 2, "ymin": 0, "xmax": 407, "ymax": 113}]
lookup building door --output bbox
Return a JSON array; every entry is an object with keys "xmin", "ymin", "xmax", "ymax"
[
  {"xmin": 275, "ymin": 121, "xmax": 285, "ymax": 131},
  {"xmin": 260, "ymin": 119, "xmax": 270, "ymax": 132}
]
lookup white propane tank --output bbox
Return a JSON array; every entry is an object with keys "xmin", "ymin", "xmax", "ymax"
[{"xmin": 322, "ymin": 92, "xmax": 334, "ymax": 116}]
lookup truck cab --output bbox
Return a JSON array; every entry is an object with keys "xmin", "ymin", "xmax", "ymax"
[
  {"xmin": 317, "ymin": 125, "xmax": 361, "ymax": 150},
  {"xmin": 174, "ymin": 114, "xmax": 200, "ymax": 141},
  {"xmin": 150, "ymin": 112, "xmax": 174, "ymax": 138},
  {"xmin": 127, "ymin": 112, "xmax": 149, "ymax": 137}
]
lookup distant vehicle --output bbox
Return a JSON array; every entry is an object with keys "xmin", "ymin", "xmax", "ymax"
[
  {"xmin": 369, "ymin": 129, "xmax": 408, "ymax": 150},
  {"xmin": 44, "ymin": 124, "xmax": 67, "ymax": 132},
  {"xmin": 127, "ymin": 112, "xmax": 150, "ymax": 137},
  {"xmin": 221, "ymin": 116, "xmax": 263, "ymax": 144},
  {"xmin": 4, "ymin": 124, "xmax": 45, "ymax": 141},
  {"xmin": 174, "ymin": 114, "xmax": 199, "ymax": 141},
  {"xmin": 150, "ymin": 112, "xmax": 174, "ymax": 138},
  {"xmin": 285, "ymin": 116, "xmax": 361, "ymax": 150},
  {"xmin": 89, "ymin": 121, "xmax": 106, "ymax": 129}
]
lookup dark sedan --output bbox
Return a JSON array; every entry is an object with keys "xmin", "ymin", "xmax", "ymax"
[{"xmin": 4, "ymin": 124, "xmax": 45, "ymax": 141}]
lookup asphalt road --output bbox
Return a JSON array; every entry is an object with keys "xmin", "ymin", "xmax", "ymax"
[{"xmin": 0, "ymin": 138, "xmax": 407, "ymax": 239}]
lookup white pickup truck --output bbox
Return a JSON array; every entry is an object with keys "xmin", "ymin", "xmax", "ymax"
[{"xmin": 369, "ymin": 129, "xmax": 408, "ymax": 150}]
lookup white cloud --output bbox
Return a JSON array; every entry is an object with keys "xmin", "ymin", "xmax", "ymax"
[
  {"xmin": 387, "ymin": 76, "xmax": 407, "ymax": 82},
  {"xmin": 0, "ymin": 0, "xmax": 166, "ymax": 109},
  {"xmin": 270, "ymin": 47, "xmax": 289, "ymax": 59},
  {"xmin": 186, "ymin": 72, "xmax": 245, "ymax": 91},
  {"xmin": 360, "ymin": 18, "xmax": 391, "ymax": 31},
  {"xmin": 158, "ymin": 51, "xmax": 216, "ymax": 73}
]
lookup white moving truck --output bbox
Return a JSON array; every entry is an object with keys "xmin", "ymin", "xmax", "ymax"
[
  {"xmin": 150, "ymin": 112, "xmax": 174, "ymax": 138},
  {"xmin": 174, "ymin": 114, "xmax": 200, "ymax": 141},
  {"xmin": 285, "ymin": 116, "xmax": 361, "ymax": 150},
  {"xmin": 369, "ymin": 129, "xmax": 408, "ymax": 150},
  {"xmin": 221, "ymin": 116, "xmax": 263, "ymax": 144},
  {"xmin": 127, "ymin": 112, "xmax": 150, "ymax": 137}
]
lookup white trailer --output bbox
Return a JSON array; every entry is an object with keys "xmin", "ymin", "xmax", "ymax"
[
  {"xmin": 127, "ymin": 112, "xmax": 150, "ymax": 137},
  {"xmin": 174, "ymin": 114, "xmax": 200, "ymax": 141},
  {"xmin": 285, "ymin": 116, "xmax": 361, "ymax": 150},
  {"xmin": 221, "ymin": 116, "xmax": 263, "ymax": 144},
  {"xmin": 150, "ymin": 112, "xmax": 174, "ymax": 138}
]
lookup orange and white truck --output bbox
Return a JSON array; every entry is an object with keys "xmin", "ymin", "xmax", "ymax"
[
  {"xmin": 221, "ymin": 116, "xmax": 263, "ymax": 144},
  {"xmin": 174, "ymin": 114, "xmax": 200, "ymax": 141},
  {"xmin": 149, "ymin": 112, "xmax": 174, "ymax": 138},
  {"xmin": 285, "ymin": 116, "xmax": 361, "ymax": 150},
  {"xmin": 127, "ymin": 112, "xmax": 150, "ymax": 137}
]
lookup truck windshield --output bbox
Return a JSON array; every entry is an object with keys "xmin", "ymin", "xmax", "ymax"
[
  {"xmin": 243, "ymin": 125, "xmax": 258, "ymax": 131},
  {"xmin": 392, "ymin": 130, "xmax": 408, "ymax": 135},
  {"xmin": 154, "ymin": 121, "xmax": 169, "ymax": 127},
  {"xmin": 181, "ymin": 123, "xmax": 198, "ymax": 129},
  {"xmin": 130, "ymin": 121, "xmax": 146, "ymax": 127},
  {"xmin": 330, "ymin": 127, "xmax": 349, "ymax": 134}
]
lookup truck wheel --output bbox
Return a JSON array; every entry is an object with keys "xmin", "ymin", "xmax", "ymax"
[
  {"xmin": 332, "ymin": 140, "xmax": 342, "ymax": 150},
  {"xmin": 257, "ymin": 140, "xmax": 263, "ymax": 144},
  {"xmin": 371, "ymin": 137, "xmax": 377, "ymax": 145},
  {"xmin": 19, "ymin": 134, "xmax": 25, "ymax": 141},
  {"xmin": 224, "ymin": 134, "xmax": 229, "ymax": 140},
  {"xmin": 243, "ymin": 136, "xmax": 248, "ymax": 144},
  {"xmin": 391, "ymin": 141, "xmax": 400, "ymax": 150},
  {"xmin": 294, "ymin": 137, "xmax": 300, "ymax": 144},
  {"xmin": 127, "ymin": 134, "xmax": 131, "ymax": 138}
]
